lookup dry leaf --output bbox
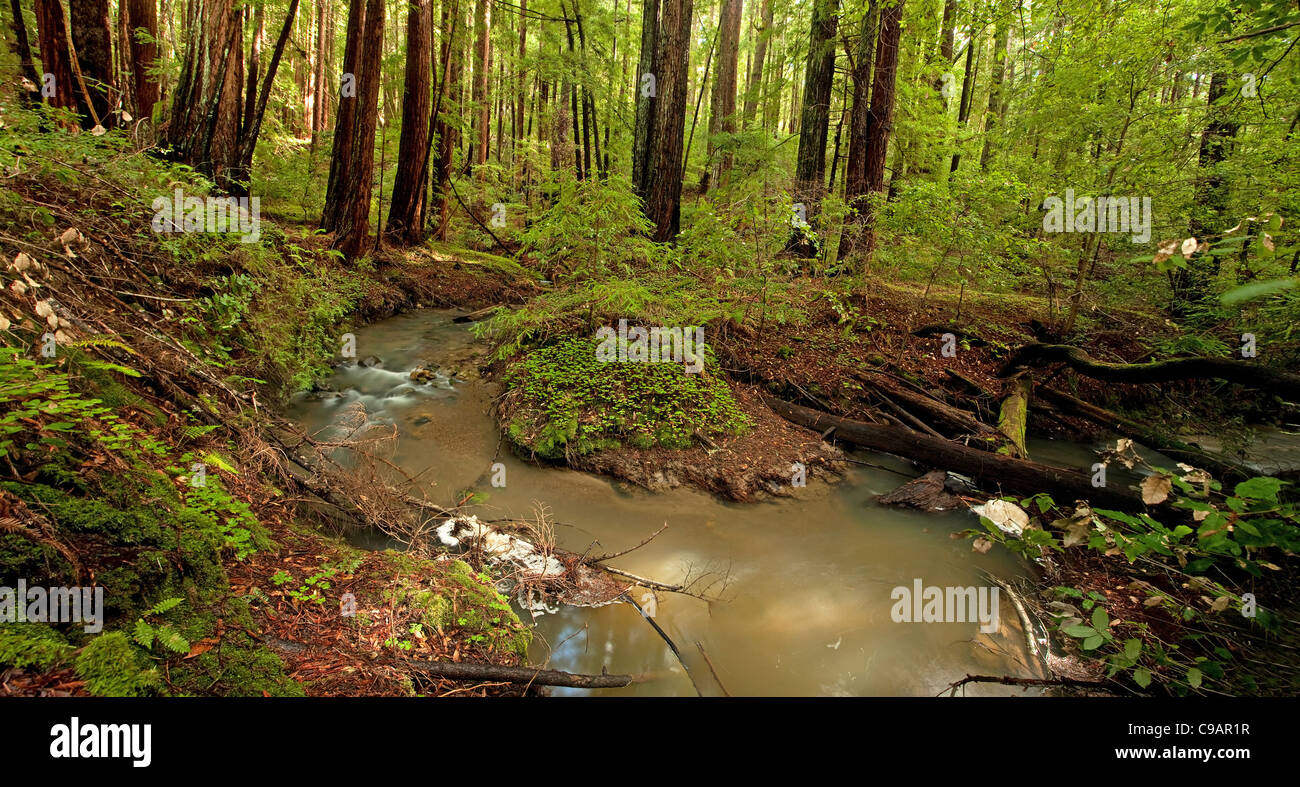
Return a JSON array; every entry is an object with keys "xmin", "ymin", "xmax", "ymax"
[
  {"xmin": 1180, "ymin": 237, "xmax": 1198, "ymax": 258},
  {"xmin": 971, "ymin": 499, "xmax": 1029, "ymax": 537},
  {"xmin": 90, "ymin": 124, "xmax": 106, "ymax": 136},
  {"xmin": 972, "ymin": 537, "xmax": 993, "ymax": 553},
  {"xmin": 34, "ymin": 300, "xmax": 53, "ymax": 318},
  {"xmin": 1141, "ymin": 473, "xmax": 1172, "ymax": 505}
]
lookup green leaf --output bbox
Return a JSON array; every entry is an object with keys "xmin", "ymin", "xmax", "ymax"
[
  {"xmin": 1220, "ymin": 277, "xmax": 1296, "ymax": 305},
  {"xmin": 132, "ymin": 619, "xmax": 154, "ymax": 649},
  {"xmin": 1124, "ymin": 638, "xmax": 1142, "ymax": 661},
  {"xmin": 1064, "ymin": 624, "xmax": 1098, "ymax": 638},
  {"xmin": 1091, "ymin": 605, "xmax": 1110, "ymax": 631},
  {"xmin": 1186, "ymin": 667, "xmax": 1203, "ymax": 689},
  {"xmin": 1083, "ymin": 635, "xmax": 1104, "ymax": 651},
  {"xmin": 1133, "ymin": 667, "xmax": 1152, "ymax": 688},
  {"xmin": 1233, "ymin": 477, "xmax": 1285, "ymax": 502}
]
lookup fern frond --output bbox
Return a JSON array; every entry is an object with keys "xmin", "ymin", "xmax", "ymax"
[{"xmin": 146, "ymin": 597, "xmax": 184, "ymax": 617}]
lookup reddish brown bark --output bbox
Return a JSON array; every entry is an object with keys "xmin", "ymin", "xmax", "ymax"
[
  {"xmin": 332, "ymin": 0, "xmax": 385, "ymax": 259},
  {"xmin": 385, "ymin": 0, "xmax": 434, "ymax": 242}
]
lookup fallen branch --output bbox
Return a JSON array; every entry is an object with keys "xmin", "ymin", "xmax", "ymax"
[
  {"xmin": 1000, "ymin": 344, "xmax": 1300, "ymax": 401},
  {"xmin": 1037, "ymin": 385, "xmax": 1255, "ymax": 482},
  {"xmin": 764, "ymin": 395, "xmax": 1147, "ymax": 510},
  {"xmin": 939, "ymin": 673, "xmax": 1110, "ymax": 696},
  {"xmin": 404, "ymin": 659, "xmax": 648, "ymax": 689}
]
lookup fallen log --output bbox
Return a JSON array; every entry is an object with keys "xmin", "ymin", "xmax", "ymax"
[
  {"xmin": 856, "ymin": 370, "xmax": 1004, "ymax": 444},
  {"xmin": 404, "ymin": 659, "xmax": 649, "ymax": 689},
  {"xmin": 763, "ymin": 395, "xmax": 1146, "ymax": 511},
  {"xmin": 997, "ymin": 375, "xmax": 1032, "ymax": 459},
  {"xmin": 1000, "ymin": 343, "xmax": 1300, "ymax": 401},
  {"xmin": 1037, "ymin": 386, "xmax": 1252, "ymax": 482},
  {"xmin": 452, "ymin": 304, "xmax": 506, "ymax": 323}
]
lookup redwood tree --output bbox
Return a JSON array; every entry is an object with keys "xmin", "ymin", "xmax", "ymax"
[
  {"xmin": 332, "ymin": 0, "xmax": 385, "ymax": 258},
  {"xmin": 792, "ymin": 0, "xmax": 840, "ymax": 204},
  {"xmin": 386, "ymin": 0, "xmax": 433, "ymax": 242}
]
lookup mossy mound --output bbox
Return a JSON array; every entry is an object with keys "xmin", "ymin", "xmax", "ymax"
[{"xmin": 502, "ymin": 335, "xmax": 749, "ymax": 459}]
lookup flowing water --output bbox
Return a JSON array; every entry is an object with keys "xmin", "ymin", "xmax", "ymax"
[{"xmin": 287, "ymin": 310, "xmax": 1066, "ymax": 696}]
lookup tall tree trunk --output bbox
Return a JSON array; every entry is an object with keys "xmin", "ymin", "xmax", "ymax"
[
  {"xmin": 792, "ymin": 0, "xmax": 839, "ymax": 206},
  {"xmin": 432, "ymin": 0, "xmax": 464, "ymax": 241},
  {"xmin": 704, "ymin": 0, "xmax": 742, "ymax": 190},
  {"xmin": 844, "ymin": 0, "xmax": 878, "ymax": 208},
  {"xmin": 979, "ymin": 15, "xmax": 1007, "ymax": 170},
  {"xmin": 33, "ymin": 0, "xmax": 76, "ymax": 116},
  {"xmin": 230, "ymin": 0, "xmax": 300, "ymax": 196},
  {"xmin": 9, "ymin": 0, "xmax": 41, "ymax": 103},
  {"xmin": 741, "ymin": 0, "xmax": 771, "ymax": 129},
  {"xmin": 311, "ymin": 0, "xmax": 328, "ymax": 138},
  {"xmin": 631, "ymin": 0, "xmax": 660, "ymax": 199},
  {"xmin": 333, "ymin": 0, "xmax": 385, "ymax": 259},
  {"xmin": 243, "ymin": 4, "xmax": 265, "ymax": 139},
  {"xmin": 386, "ymin": 0, "xmax": 433, "ymax": 242},
  {"xmin": 322, "ymin": 0, "xmax": 368, "ymax": 231},
  {"xmin": 68, "ymin": 0, "xmax": 114, "ymax": 128},
  {"xmin": 124, "ymin": 0, "xmax": 159, "ymax": 122},
  {"xmin": 861, "ymin": 0, "xmax": 904, "ymax": 260},
  {"xmin": 641, "ymin": 0, "xmax": 693, "ymax": 241},
  {"xmin": 1172, "ymin": 71, "xmax": 1239, "ymax": 317},
  {"xmin": 949, "ymin": 20, "xmax": 977, "ymax": 176},
  {"xmin": 471, "ymin": 0, "xmax": 491, "ymax": 165}
]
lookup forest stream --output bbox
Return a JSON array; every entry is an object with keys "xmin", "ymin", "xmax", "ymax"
[{"xmin": 283, "ymin": 309, "xmax": 1067, "ymax": 696}]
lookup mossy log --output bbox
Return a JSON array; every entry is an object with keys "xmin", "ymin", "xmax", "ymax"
[
  {"xmin": 1000, "ymin": 343, "xmax": 1300, "ymax": 401},
  {"xmin": 997, "ymin": 375, "xmax": 1032, "ymax": 459}
]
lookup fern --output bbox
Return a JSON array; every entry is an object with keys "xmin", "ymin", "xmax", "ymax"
[
  {"xmin": 180, "ymin": 424, "xmax": 221, "ymax": 441},
  {"xmin": 155, "ymin": 627, "xmax": 190, "ymax": 654},
  {"xmin": 133, "ymin": 619, "xmax": 155, "ymax": 649},
  {"xmin": 69, "ymin": 335, "xmax": 138, "ymax": 355},
  {"xmin": 145, "ymin": 597, "xmax": 184, "ymax": 617}
]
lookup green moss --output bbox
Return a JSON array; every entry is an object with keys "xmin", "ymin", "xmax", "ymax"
[
  {"xmin": 75, "ymin": 632, "xmax": 161, "ymax": 697},
  {"xmin": 0, "ymin": 624, "xmax": 75, "ymax": 670},
  {"xmin": 503, "ymin": 336, "xmax": 750, "ymax": 459}
]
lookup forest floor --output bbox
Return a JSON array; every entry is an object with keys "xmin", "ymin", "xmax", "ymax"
[{"xmin": 3, "ymin": 131, "xmax": 1295, "ymax": 697}]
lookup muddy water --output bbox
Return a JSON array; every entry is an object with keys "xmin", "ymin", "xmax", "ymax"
[{"xmin": 285, "ymin": 310, "xmax": 1053, "ymax": 696}]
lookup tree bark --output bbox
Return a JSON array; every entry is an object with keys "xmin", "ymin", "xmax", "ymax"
[
  {"xmin": 640, "ymin": 0, "xmax": 693, "ymax": 242},
  {"xmin": 1172, "ymin": 71, "xmax": 1239, "ymax": 317},
  {"xmin": 844, "ymin": 0, "xmax": 878, "ymax": 208},
  {"xmin": 67, "ymin": 0, "xmax": 114, "ymax": 129},
  {"xmin": 979, "ymin": 16, "xmax": 1007, "ymax": 170},
  {"xmin": 124, "ymin": 0, "xmax": 159, "ymax": 122},
  {"xmin": 471, "ymin": 0, "xmax": 491, "ymax": 166},
  {"xmin": 385, "ymin": 0, "xmax": 433, "ymax": 243},
  {"xmin": 332, "ymin": 0, "xmax": 385, "ymax": 259},
  {"xmin": 33, "ymin": 0, "xmax": 77, "ymax": 116},
  {"xmin": 631, "ymin": 0, "xmax": 661, "ymax": 199},
  {"xmin": 704, "ymin": 0, "xmax": 742, "ymax": 189},
  {"xmin": 741, "ymin": 0, "xmax": 772, "ymax": 129},
  {"xmin": 860, "ymin": 0, "xmax": 904, "ymax": 260},
  {"xmin": 322, "ymin": 0, "xmax": 369, "ymax": 231},
  {"xmin": 792, "ymin": 0, "xmax": 839, "ymax": 205}
]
